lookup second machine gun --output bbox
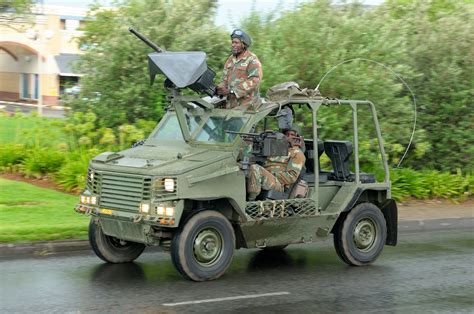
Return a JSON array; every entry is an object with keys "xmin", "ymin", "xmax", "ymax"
[{"xmin": 226, "ymin": 130, "xmax": 289, "ymax": 174}]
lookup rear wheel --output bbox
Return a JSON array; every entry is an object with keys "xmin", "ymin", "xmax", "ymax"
[
  {"xmin": 334, "ymin": 203, "xmax": 387, "ymax": 266},
  {"xmin": 89, "ymin": 219, "xmax": 145, "ymax": 263},
  {"xmin": 171, "ymin": 211, "xmax": 235, "ymax": 281}
]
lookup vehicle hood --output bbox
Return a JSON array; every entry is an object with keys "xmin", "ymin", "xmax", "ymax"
[{"xmin": 91, "ymin": 143, "xmax": 235, "ymax": 175}]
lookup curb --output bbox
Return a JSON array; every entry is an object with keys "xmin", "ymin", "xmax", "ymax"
[{"xmin": 0, "ymin": 240, "xmax": 91, "ymax": 259}]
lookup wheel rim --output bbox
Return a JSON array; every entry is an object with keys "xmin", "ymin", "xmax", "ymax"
[
  {"xmin": 193, "ymin": 228, "xmax": 223, "ymax": 267},
  {"xmin": 353, "ymin": 218, "xmax": 377, "ymax": 252}
]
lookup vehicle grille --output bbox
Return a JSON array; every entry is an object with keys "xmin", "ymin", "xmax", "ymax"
[{"xmin": 88, "ymin": 169, "xmax": 152, "ymax": 212}]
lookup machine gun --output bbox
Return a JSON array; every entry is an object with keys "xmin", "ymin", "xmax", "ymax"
[
  {"xmin": 129, "ymin": 27, "xmax": 216, "ymax": 96},
  {"xmin": 226, "ymin": 130, "xmax": 289, "ymax": 174}
]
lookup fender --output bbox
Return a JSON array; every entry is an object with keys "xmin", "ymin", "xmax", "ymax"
[{"xmin": 380, "ymin": 199, "xmax": 398, "ymax": 246}]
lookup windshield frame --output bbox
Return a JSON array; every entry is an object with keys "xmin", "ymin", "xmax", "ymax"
[{"xmin": 146, "ymin": 104, "xmax": 252, "ymax": 147}]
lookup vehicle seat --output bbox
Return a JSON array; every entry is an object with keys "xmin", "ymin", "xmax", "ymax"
[
  {"xmin": 324, "ymin": 140, "xmax": 353, "ymax": 181},
  {"xmin": 323, "ymin": 140, "xmax": 376, "ymax": 183},
  {"xmin": 304, "ymin": 139, "xmax": 324, "ymax": 173}
]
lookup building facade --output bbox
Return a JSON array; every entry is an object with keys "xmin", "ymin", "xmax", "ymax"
[{"xmin": 0, "ymin": 4, "xmax": 87, "ymax": 106}]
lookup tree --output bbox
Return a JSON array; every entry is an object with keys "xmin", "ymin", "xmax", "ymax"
[
  {"xmin": 73, "ymin": 0, "xmax": 228, "ymax": 128},
  {"xmin": 0, "ymin": 0, "xmax": 34, "ymax": 30},
  {"xmin": 381, "ymin": 0, "xmax": 474, "ymax": 171},
  {"xmin": 242, "ymin": 0, "xmax": 423, "ymax": 171}
]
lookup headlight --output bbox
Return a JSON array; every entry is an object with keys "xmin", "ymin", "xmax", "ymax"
[
  {"xmin": 165, "ymin": 207, "xmax": 174, "ymax": 216},
  {"xmin": 156, "ymin": 206, "xmax": 165, "ymax": 215},
  {"xmin": 80, "ymin": 193, "xmax": 97, "ymax": 205},
  {"xmin": 140, "ymin": 203, "xmax": 150, "ymax": 214},
  {"xmin": 156, "ymin": 204, "xmax": 174, "ymax": 216},
  {"xmin": 164, "ymin": 178, "xmax": 175, "ymax": 192}
]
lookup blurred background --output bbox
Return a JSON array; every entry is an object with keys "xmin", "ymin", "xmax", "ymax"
[{"xmin": 0, "ymin": 0, "xmax": 472, "ymax": 203}]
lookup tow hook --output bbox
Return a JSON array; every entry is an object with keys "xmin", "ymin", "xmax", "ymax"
[{"xmin": 133, "ymin": 215, "xmax": 143, "ymax": 223}]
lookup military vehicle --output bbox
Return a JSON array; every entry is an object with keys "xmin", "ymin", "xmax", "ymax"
[{"xmin": 75, "ymin": 28, "xmax": 397, "ymax": 281}]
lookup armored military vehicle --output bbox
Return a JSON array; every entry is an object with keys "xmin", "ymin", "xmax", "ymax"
[{"xmin": 75, "ymin": 29, "xmax": 397, "ymax": 281}]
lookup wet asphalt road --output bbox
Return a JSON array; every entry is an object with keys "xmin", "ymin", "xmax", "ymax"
[{"xmin": 1, "ymin": 219, "xmax": 473, "ymax": 313}]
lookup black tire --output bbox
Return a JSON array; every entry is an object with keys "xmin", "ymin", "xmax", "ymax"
[
  {"xmin": 333, "ymin": 203, "xmax": 387, "ymax": 266},
  {"xmin": 88, "ymin": 219, "xmax": 145, "ymax": 263},
  {"xmin": 171, "ymin": 211, "xmax": 235, "ymax": 281}
]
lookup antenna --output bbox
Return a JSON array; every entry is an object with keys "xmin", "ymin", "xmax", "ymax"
[{"xmin": 315, "ymin": 58, "xmax": 417, "ymax": 168}]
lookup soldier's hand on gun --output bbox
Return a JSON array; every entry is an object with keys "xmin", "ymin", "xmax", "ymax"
[{"xmin": 216, "ymin": 85, "xmax": 230, "ymax": 96}]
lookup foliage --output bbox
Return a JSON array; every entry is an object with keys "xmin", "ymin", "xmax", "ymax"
[
  {"xmin": 0, "ymin": 0, "xmax": 33, "ymax": 12},
  {"xmin": 391, "ymin": 168, "xmax": 472, "ymax": 202},
  {"xmin": 55, "ymin": 150, "xmax": 99, "ymax": 192},
  {"xmin": 0, "ymin": 113, "xmax": 66, "ymax": 147},
  {"xmin": 22, "ymin": 148, "xmax": 65, "ymax": 177},
  {"xmin": 240, "ymin": 0, "xmax": 472, "ymax": 172},
  {"xmin": 0, "ymin": 178, "xmax": 88, "ymax": 242},
  {"xmin": 72, "ymin": 0, "xmax": 229, "ymax": 128},
  {"xmin": 242, "ymin": 1, "xmax": 426, "ymax": 171},
  {"xmin": 0, "ymin": 144, "xmax": 28, "ymax": 169},
  {"xmin": 0, "ymin": 114, "xmax": 158, "ymax": 190},
  {"xmin": 380, "ymin": 0, "xmax": 474, "ymax": 172},
  {"xmin": 63, "ymin": 110, "xmax": 156, "ymax": 151}
]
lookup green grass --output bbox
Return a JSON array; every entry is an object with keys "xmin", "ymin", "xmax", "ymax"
[{"xmin": 0, "ymin": 178, "xmax": 89, "ymax": 243}]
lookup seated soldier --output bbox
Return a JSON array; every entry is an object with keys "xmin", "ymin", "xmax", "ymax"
[{"xmin": 246, "ymin": 125, "xmax": 306, "ymax": 201}]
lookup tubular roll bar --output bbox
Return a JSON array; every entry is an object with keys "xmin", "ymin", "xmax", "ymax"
[{"xmin": 308, "ymin": 99, "xmax": 390, "ymax": 210}]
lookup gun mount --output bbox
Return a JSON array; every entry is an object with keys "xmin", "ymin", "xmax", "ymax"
[{"xmin": 129, "ymin": 27, "xmax": 216, "ymax": 96}]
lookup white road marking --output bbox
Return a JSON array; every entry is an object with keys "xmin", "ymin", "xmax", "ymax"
[
  {"xmin": 440, "ymin": 222, "xmax": 451, "ymax": 226},
  {"xmin": 162, "ymin": 291, "xmax": 291, "ymax": 307}
]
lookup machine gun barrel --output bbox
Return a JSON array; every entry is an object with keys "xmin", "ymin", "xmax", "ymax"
[
  {"xmin": 225, "ymin": 130, "xmax": 260, "ymax": 139},
  {"xmin": 129, "ymin": 27, "xmax": 163, "ymax": 53}
]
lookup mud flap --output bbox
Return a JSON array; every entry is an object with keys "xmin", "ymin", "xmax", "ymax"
[{"xmin": 380, "ymin": 199, "xmax": 398, "ymax": 246}]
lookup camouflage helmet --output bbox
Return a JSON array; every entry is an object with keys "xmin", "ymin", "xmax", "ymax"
[
  {"xmin": 231, "ymin": 29, "xmax": 252, "ymax": 47},
  {"xmin": 285, "ymin": 124, "xmax": 302, "ymax": 136}
]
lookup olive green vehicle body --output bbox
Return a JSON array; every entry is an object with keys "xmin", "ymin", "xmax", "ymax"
[{"xmin": 76, "ymin": 93, "xmax": 397, "ymax": 251}]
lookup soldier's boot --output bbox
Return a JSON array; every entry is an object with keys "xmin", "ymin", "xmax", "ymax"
[{"xmin": 247, "ymin": 192, "xmax": 259, "ymax": 201}]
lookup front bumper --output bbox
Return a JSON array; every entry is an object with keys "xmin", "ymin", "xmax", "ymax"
[{"xmin": 75, "ymin": 199, "xmax": 184, "ymax": 228}]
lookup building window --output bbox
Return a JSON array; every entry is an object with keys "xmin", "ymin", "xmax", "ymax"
[
  {"xmin": 21, "ymin": 73, "xmax": 29, "ymax": 99},
  {"xmin": 65, "ymin": 19, "xmax": 80, "ymax": 31},
  {"xmin": 32, "ymin": 74, "xmax": 39, "ymax": 100}
]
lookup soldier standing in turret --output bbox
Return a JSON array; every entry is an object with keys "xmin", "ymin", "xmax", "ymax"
[
  {"xmin": 216, "ymin": 29, "xmax": 263, "ymax": 110},
  {"xmin": 246, "ymin": 126, "xmax": 306, "ymax": 201}
]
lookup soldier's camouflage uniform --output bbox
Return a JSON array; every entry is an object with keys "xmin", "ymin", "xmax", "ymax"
[
  {"xmin": 247, "ymin": 146, "xmax": 306, "ymax": 195},
  {"xmin": 221, "ymin": 50, "xmax": 262, "ymax": 110}
]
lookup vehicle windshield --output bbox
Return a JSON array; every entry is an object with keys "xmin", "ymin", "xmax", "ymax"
[
  {"xmin": 149, "ymin": 114, "xmax": 184, "ymax": 141},
  {"xmin": 148, "ymin": 111, "xmax": 248, "ymax": 144},
  {"xmin": 193, "ymin": 116, "xmax": 246, "ymax": 143}
]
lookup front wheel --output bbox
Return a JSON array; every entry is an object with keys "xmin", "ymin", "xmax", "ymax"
[
  {"xmin": 89, "ymin": 219, "xmax": 145, "ymax": 263},
  {"xmin": 171, "ymin": 211, "xmax": 235, "ymax": 281},
  {"xmin": 333, "ymin": 203, "xmax": 387, "ymax": 266}
]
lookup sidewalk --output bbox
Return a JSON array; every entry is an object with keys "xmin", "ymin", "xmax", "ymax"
[
  {"xmin": 1, "ymin": 201, "xmax": 472, "ymax": 259},
  {"xmin": 398, "ymin": 200, "xmax": 473, "ymax": 221}
]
